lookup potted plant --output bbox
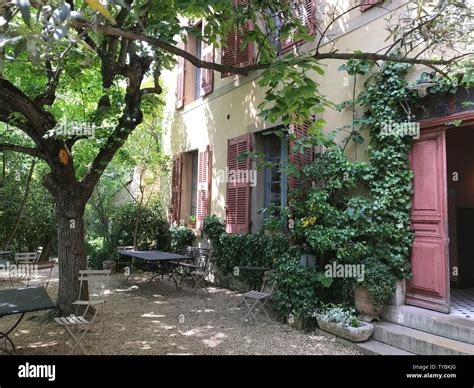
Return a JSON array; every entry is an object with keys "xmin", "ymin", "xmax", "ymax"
[
  {"xmin": 315, "ymin": 304, "xmax": 373, "ymax": 342},
  {"xmin": 354, "ymin": 258, "xmax": 399, "ymax": 321},
  {"xmin": 187, "ymin": 215, "xmax": 196, "ymax": 229}
]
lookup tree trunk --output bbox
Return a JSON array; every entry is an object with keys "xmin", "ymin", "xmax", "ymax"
[{"xmin": 55, "ymin": 193, "xmax": 88, "ymax": 314}]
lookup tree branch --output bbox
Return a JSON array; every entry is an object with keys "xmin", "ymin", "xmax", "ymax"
[
  {"xmin": 0, "ymin": 143, "xmax": 46, "ymax": 160},
  {"xmin": 71, "ymin": 21, "xmax": 472, "ymax": 78}
]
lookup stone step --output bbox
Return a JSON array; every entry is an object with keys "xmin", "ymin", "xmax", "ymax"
[
  {"xmin": 382, "ymin": 305, "xmax": 474, "ymax": 345},
  {"xmin": 356, "ymin": 339, "xmax": 414, "ymax": 355},
  {"xmin": 372, "ymin": 321, "xmax": 474, "ymax": 355}
]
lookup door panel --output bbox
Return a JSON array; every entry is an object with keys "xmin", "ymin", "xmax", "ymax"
[{"xmin": 406, "ymin": 129, "xmax": 450, "ymax": 312}]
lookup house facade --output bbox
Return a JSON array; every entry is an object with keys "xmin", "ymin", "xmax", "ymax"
[{"xmin": 159, "ymin": 0, "xmax": 474, "ymax": 322}]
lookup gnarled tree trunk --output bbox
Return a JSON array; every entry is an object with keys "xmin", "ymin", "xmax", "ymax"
[{"xmin": 55, "ymin": 192, "xmax": 88, "ymax": 314}]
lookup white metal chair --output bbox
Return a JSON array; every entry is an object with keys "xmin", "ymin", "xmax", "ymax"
[
  {"xmin": 241, "ymin": 270, "xmax": 276, "ymax": 324},
  {"xmin": 21, "ymin": 262, "xmax": 55, "ymax": 289},
  {"xmin": 10, "ymin": 248, "xmax": 43, "ymax": 286},
  {"xmin": 55, "ymin": 269, "xmax": 111, "ymax": 354}
]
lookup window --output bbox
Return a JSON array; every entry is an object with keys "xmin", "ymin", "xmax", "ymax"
[
  {"xmin": 280, "ymin": 0, "xmax": 316, "ymax": 53},
  {"xmin": 195, "ymin": 38, "xmax": 202, "ymax": 101},
  {"xmin": 175, "ymin": 22, "xmax": 214, "ymax": 109},
  {"xmin": 190, "ymin": 152, "xmax": 198, "ymax": 216},
  {"xmin": 263, "ymin": 134, "xmax": 288, "ymax": 210}
]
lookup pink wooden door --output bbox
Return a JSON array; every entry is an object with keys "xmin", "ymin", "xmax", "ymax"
[{"xmin": 406, "ymin": 128, "xmax": 450, "ymax": 312}]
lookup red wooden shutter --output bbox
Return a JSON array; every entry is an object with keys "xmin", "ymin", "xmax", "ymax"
[
  {"xmin": 281, "ymin": 0, "xmax": 316, "ymax": 52},
  {"xmin": 361, "ymin": 0, "xmax": 382, "ymax": 11},
  {"xmin": 196, "ymin": 145, "xmax": 211, "ymax": 229},
  {"xmin": 225, "ymin": 134, "xmax": 251, "ymax": 233},
  {"xmin": 170, "ymin": 154, "xmax": 183, "ymax": 224},
  {"xmin": 200, "ymin": 29, "xmax": 214, "ymax": 96},
  {"xmin": 175, "ymin": 41, "xmax": 185, "ymax": 109},
  {"xmin": 221, "ymin": 0, "xmax": 254, "ymax": 76},
  {"xmin": 289, "ymin": 120, "xmax": 313, "ymax": 188}
]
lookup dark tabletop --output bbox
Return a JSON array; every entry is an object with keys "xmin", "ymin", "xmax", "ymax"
[
  {"xmin": 117, "ymin": 250, "xmax": 192, "ymax": 261},
  {"xmin": 0, "ymin": 287, "xmax": 56, "ymax": 317}
]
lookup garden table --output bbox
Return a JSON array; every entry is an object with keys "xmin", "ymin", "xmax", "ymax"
[
  {"xmin": 117, "ymin": 250, "xmax": 193, "ymax": 290},
  {"xmin": 0, "ymin": 287, "xmax": 56, "ymax": 354}
]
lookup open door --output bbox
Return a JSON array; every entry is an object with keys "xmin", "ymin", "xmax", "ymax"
[{"xmin": 406, "ymin": 128, "xmax": 450, "ymax": 313}]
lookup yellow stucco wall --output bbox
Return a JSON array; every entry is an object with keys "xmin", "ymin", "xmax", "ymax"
[{"xmin": 160, "ymin": 0, "xmax": 426, "ymax": 224}]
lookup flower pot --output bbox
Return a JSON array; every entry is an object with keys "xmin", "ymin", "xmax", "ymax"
[
  {"xmin": 316, "ymin": 317, "xmax": 373, "ymax": 342},
  {"xmin": 354, "ymin": 286, "xmax": 383, "ymax": 321}
]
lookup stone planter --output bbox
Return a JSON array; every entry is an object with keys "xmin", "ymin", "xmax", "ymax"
[
  {"xmin": 354, "ymin": 286, "xmax": 383, "ymax": 322},
  {"xmin": 317, "ymin": 317, "xmax": 374, "ymax": 342}
]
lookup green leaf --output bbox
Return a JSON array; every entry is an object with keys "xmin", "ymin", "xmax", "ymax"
[{"xmin": 18, "ymin": 0, "xmax": 31, "ymax": 28}]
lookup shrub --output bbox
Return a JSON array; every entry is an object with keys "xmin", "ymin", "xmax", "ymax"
[
  {"xmin": 110, "ymin": 200, "xmax": 171, "ymax": 251},
  {"xmin": 272, "ymin": 249, "xmax": 333, "ymax": 322},
  {"xmin": 202, "ymin": 215, "xmax": 225, "ymax": 245},
  {"xmin": 213, "ymin": 233, "xmax": 290, "ymax": 273},
  {"xmin": 317, "ymin": 304, "xmax": 360, "ymax": 328},
  {"xmin": 169, "ymin": 225, "xmax": 194, "ymax": 253}
]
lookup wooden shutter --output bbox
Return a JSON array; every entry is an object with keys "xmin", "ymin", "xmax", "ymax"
[
  {"xmin": 281, "ymin": 0, "xmax": 316, "ymax": 52},
  {"xmin": 196, "ymin": 145, "xmax": 211, "ymax": 229},
  {"xmin": 361, "ymin": 0, "xmax": 382, "ymax": 11},
  {"xmin": 176, "ymin": 41, "xmax": 185, "ymax": 109},
  {"xmin": 289, "ymin": 121, "xmax": 313, "ymax": 188},
  {"xmin": 221, "ymin": 0, "xmax": 254, "ymax": 75},
  {"xmin": 200, "ymin": 28, "xmax": 214, "ymax": 96},
  {"xmin": 170, "ymin": 154, "xmax": 183, "ymax": 224},
  {"xmin": 225, "ymin": 134, "xmax": 251, "ymax": 233}
]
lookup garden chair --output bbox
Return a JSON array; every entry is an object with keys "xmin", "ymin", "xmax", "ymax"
[
  {"xmin": 10, "ymin": 248, "xmax": 43, "ymax": 286},
  {"xmin": 183, "ymin": 247, "xmax": 210, "ymax": 293},
  {"xmin": 116, "ymin": 246, "xmax": 135, "ymax": 281},
  {"xmin": 241, "ymin": 270, "xmax": 276, "ymax": 324},
  {"xmin": 21, "ymin": 262, "xmax": 55, "ymax": 289},
  {"xmin": 54, "ymin": 269, "xmax": 111, "ymax": 354}
]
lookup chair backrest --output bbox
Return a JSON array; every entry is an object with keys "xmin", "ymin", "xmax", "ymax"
[
  {"xmin": 261, "ymin": 270, "xmax": 277, "ymax": 295},
  {"xmin": 15, "ymin": 252, "xmax": 39, "ymax": 264},
  {"xmin": 24, "ymin": 262, "xmax": 54, "ymax": 288},
  {"xmin": 117, "ymin": 246, "xmax": 135, "ymax": 252},
  {"xmin": 77, "ymin": 270, "xmax": 111, "ymax": 301},
  {"xmin": 195, "ymin": 247, "xmax": 210, "ymax": 268},
  {"xmin": 180, "ymin": 246, "xmax": 196, "ymax": 257}
]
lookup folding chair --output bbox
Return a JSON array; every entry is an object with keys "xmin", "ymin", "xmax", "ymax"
[
  {"xmin": 21, "ymin": 262, "xmax": 55, "ymax": 289},
  {"xmin": 10, "ymin": 249, "xmax": 42, "ymax": 287},
  {"xmin": 55, "ymin": 269, "xmax": 111, "ymax": 354},
  {"xmin": 188, "ymin": 248, "xmax": 211, "ymax": 293},
  {"xmin": 241, "ymin": 270, "xmax": 276, "ymax": 324}
]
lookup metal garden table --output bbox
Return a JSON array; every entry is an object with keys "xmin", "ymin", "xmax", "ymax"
[
  {"xmin": 117, "ymin": 250, "xmax": 193, "ymax": 290},
  {"xmin": 0, "ymin": 287, "xmax": 56, "ymax": 354}
]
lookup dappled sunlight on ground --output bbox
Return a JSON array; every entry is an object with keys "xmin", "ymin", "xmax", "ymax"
[{"xmin": 0, "ymin": 270, "xmax": 360, "ymax": 355}]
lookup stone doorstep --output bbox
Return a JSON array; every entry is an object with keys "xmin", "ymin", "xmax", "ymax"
[
  {"xmin": 372, "ymin": 321, "xmax": 474, "ymax": 355},
  {"xmin": 382, "ymin": 305, "xmax": 474, "ymax": 345},
  {"xmin": 312, "ymin": 327, "xmax": 413, "ymax": 356}
]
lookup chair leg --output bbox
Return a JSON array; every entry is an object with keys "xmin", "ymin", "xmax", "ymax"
[
  {"xmin": 64, "ymin": 325, "xmax": 88, "ymax": 355},
  {"xmin": 243, "ymin": 298, "xmax": 259, "ymax": 324}
]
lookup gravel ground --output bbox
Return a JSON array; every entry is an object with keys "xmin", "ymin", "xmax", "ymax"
[{"xmin": 0, "ymin": 266, "xmax": 360, "ymax": 355}]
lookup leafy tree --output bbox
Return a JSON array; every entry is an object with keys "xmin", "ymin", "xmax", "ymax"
[{"xmin": 0, "ymin": 0, "xmax": 471, "ymax": 313}]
